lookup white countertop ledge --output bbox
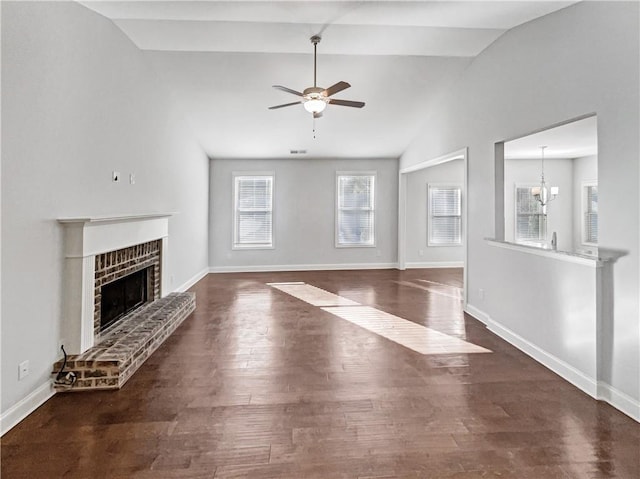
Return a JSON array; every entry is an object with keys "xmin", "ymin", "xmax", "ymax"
[{"xmin": 486, "ymin": 239, "xmax": 602, "ymax": 267}]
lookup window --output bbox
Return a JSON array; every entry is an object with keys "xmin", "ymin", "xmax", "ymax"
[
  {"xmin": 583, "ymin": 182, "xmax": 598, "ymax": 245},
  {"xmin": 336, "ymin": 173, "xmax": 375, "ymax": 247},
  {"xmin": 428, "ymin": 185, "xmax": 462, "ymax": 246},
  {"xmin": 515, "ymin": 185, "xmax": 545, "ymax": 242},
  {"xmin": 233, "ymin": 174, "xmax": 273, "ymax": 249}
]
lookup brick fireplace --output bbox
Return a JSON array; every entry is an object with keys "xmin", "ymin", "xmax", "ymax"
[
  {"xmin": 55, "ymin": 214, "xmax": 196, "ymax": 392},
  {"xmin": 58, "ymin": 214, "xmax": 171, "ymax": 355}
]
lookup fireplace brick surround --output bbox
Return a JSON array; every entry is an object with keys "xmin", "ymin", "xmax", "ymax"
[{"xmin": 94, "ymin": 239, "xmax": 161, "ymax": 338}]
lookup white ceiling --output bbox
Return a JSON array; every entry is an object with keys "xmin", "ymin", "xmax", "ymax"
[
  {"xmin": 505, "ymin": 115, "xmax": 598, "ymax": 160},
  {"xmin": 80, "ymin": 1, "xmax": 579, "ymax": 159}
]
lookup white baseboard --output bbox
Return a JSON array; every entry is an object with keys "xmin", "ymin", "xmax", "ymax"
[
  {"xmin": 175, "ymin": 267, "xmax": 209, "ymax": 292},
  {"xmin": 597, "ymin": 382, "xmax": 640, "ymax": 422},
  {"xmin": 405, "ymin": 261, "xmax": 464, "ymax": 269},
  {"xmin": 1, "ymin": 381, "xmax": 55, "ymax": 436},
  {"xmin": 486, "ymin": 315, "xmax": 598, "ymax": 398},
  {"xmin": 209, "ymin": 263, "xmax": 399, "ymax": 273},
  {"xmin": 464, "ymin": 307, "xmax": 597, "ymax": 393},
  {"xmin": 464, "ymin": 304, "xmax": 639, "ymax": 423},
  {"xmin": 464, "ymin": 303, "xmax": 490, "ymax": 325}
]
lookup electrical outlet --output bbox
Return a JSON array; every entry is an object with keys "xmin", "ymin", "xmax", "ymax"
[
  {"xmin": 112, "ymin": 171, "xmax": 120, "ymax": 182},
  {"xmin": 18, "ymin": 360, "xmax": 29, "ymax": 380},
  {"xmin": 479, "ymin": 288, "xmax": 485, "ymax": 301},
  {"xmin": 129, "ymin": 173, "xmax": 136, "ymax": 185},
  {"xmin": 419, "ymin": 249, "xmax": 424, "ymax": 256},
  {"xmin": 58, "ymin": 339, "xmax": 66, "ymax": 357}
]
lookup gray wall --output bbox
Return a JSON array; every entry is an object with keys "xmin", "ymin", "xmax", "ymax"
[
  {"xmin": 2, "ymin": 2, "xmax": 209, "ymax": 417},
  {"xmin": 400, "ymin": 2, "xmax": 639, "ymax": 414},
  {"xmin": 209, "ymin": 158, "xmax": 398, "ymax": 270},
  {"xmin": 405, "ymin": 159, "xmax": 464, "ymax": 266}
]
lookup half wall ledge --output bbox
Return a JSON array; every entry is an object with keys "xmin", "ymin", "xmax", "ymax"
[
  {"xmin": 486, "ymin": 239, "xmax": 626, "ymax": 266},
  {"xmin": 486, "ymin": 238, "xmax": 600, "ymax": 266}
]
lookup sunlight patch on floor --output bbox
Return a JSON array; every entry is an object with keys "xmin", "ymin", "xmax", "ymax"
[
  {"xmin": 322, "ymin": 306, "xmax": 491, "ymax": 355},
  {"xmin": 416, "ymin": 279, "xmax": 460, "ymax": 288},
  {"xmin": 269, "ymin": 282, "xmax": 491, "ymax": 355},
  {"xmin": 393, "ymin": 280, "xmax": 463, "ymax": 300},
  {"xmin": 268, "ymin": 282, "xmax": 360, "ymax": 307}
]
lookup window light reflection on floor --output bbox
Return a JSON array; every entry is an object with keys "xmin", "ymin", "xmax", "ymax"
[
  {"xmin": 268, "ymin": 282, "xmax": 360, "ymax": 307},
  {"xmin": 393, "ymin": 280, "xmax": 463, "ymax": 300},
  {"xmin": 323, "ymin": 306, "xmax": 491, "ymax": 355},
  {"xmin": 269, "ymin": 282, "xmax": 491, "ymax": 355}
]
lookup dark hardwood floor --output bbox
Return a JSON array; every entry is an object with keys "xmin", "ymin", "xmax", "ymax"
[{"xmin": 2, "ymin": 269, "xmax": 639, "ymax": 478}]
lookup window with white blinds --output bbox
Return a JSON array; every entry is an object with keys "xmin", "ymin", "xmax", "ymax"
[
  {"xmin": 428, "ymin": 185, "xmax": 462, "ymax": 246},
  {"xmin": 233, "ymin": 174, "xmax": 273, "ymax": 249},
  {"xmin": 583, "ymin": 183, "xmax": 598, "ymax": 245},
  {"xmin": 336, "ymin": 173, "xmax": 375, "ymax": 247},
  {"xmin": 515, "ymin": 185, "xmax": 545, "ymax": 242}
]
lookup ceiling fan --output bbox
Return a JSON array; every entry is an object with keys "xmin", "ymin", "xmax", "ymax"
[{"xmin": 268, "ymin": 35, "xmax": 365, "ymax": 118}]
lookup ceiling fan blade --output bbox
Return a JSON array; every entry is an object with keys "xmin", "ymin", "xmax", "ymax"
[
  {"xmin": 328, "ymin": 99, "xmax": 365, "ymax": 108},
  {"xmin": 273, "ymin": 85, "xmax": 303, "ymax": 97},
  {"xmin": 323, "ymin": 81, "xmax": 351, "ymax": 97},
  {"xmin": 313, "ymin": 111, "xmax": 323, "ymax": 119},
  {"xmin": 268, "ymin": 101, "xmax": 302, "ymax": 110}
]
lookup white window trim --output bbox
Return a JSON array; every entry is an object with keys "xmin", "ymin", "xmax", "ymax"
[
  {"xmin": 514, "ymin": 183, "xmax": 546, "ymax": 245},
  {"xmin": 232, "ymin": 171, "xmax": 275, "ymax": 250},
  {"xmin": 335, "ymin": 171, "xmax": 377, "ymax": 248},
  {"xmin": 581, "ymin": 180, "xmax": 598, "ymax": 247},
  {"xmin": 427, "ymin": 183, "xmax": 462, "ymax": 247}
]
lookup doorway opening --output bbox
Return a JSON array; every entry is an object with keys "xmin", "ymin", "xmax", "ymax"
[{"xmin": 398, "ymin": 148, "xmax": 468, "ymax": 308}]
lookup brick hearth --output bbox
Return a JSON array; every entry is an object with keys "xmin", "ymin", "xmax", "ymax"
[{"xmin": 53, "ymin": 292, "xmax": 195, "ymax": 391}]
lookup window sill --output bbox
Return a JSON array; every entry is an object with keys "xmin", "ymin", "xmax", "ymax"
[{"xmin": 232, "ymin": 245, "xmax": 275, "ymax": 251}]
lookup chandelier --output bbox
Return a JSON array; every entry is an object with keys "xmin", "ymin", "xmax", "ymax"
[{"xmin": 531, "ymin": 146, "xmax": 559, "ymax": 207}]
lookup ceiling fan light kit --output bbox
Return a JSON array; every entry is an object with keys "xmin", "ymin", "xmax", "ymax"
[
  {"xmin": 269, "ymin": 35, "xmax": 365, "ymax": 117},
  {"xmin": 303, "ymin": 98, "xmax": 327, "ymax": 114}
]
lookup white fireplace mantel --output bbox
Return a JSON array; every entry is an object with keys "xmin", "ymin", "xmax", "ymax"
[{"xmin": 58, "ymin": 213, "xmax": 173, "ymax": 354}]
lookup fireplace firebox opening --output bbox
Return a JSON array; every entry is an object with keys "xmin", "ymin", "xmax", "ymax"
[{"xmin": 100, "ymin": 268, "xmax": 150, "ymax": 332}]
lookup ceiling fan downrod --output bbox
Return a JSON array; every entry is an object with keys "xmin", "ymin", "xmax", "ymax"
[{"xmin": 311, "ymin": 35, "xmax": 321, "ymax": 88}]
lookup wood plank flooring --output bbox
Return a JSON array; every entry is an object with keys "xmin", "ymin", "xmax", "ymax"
[{"xmin": 2, "ymin": 269, "xmax": 639, "ymax": 478}]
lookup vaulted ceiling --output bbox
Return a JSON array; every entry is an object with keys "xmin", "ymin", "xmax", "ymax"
[{"xmin": 81, "ymin": 1, "xmax": 577, "ymax": 159}]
